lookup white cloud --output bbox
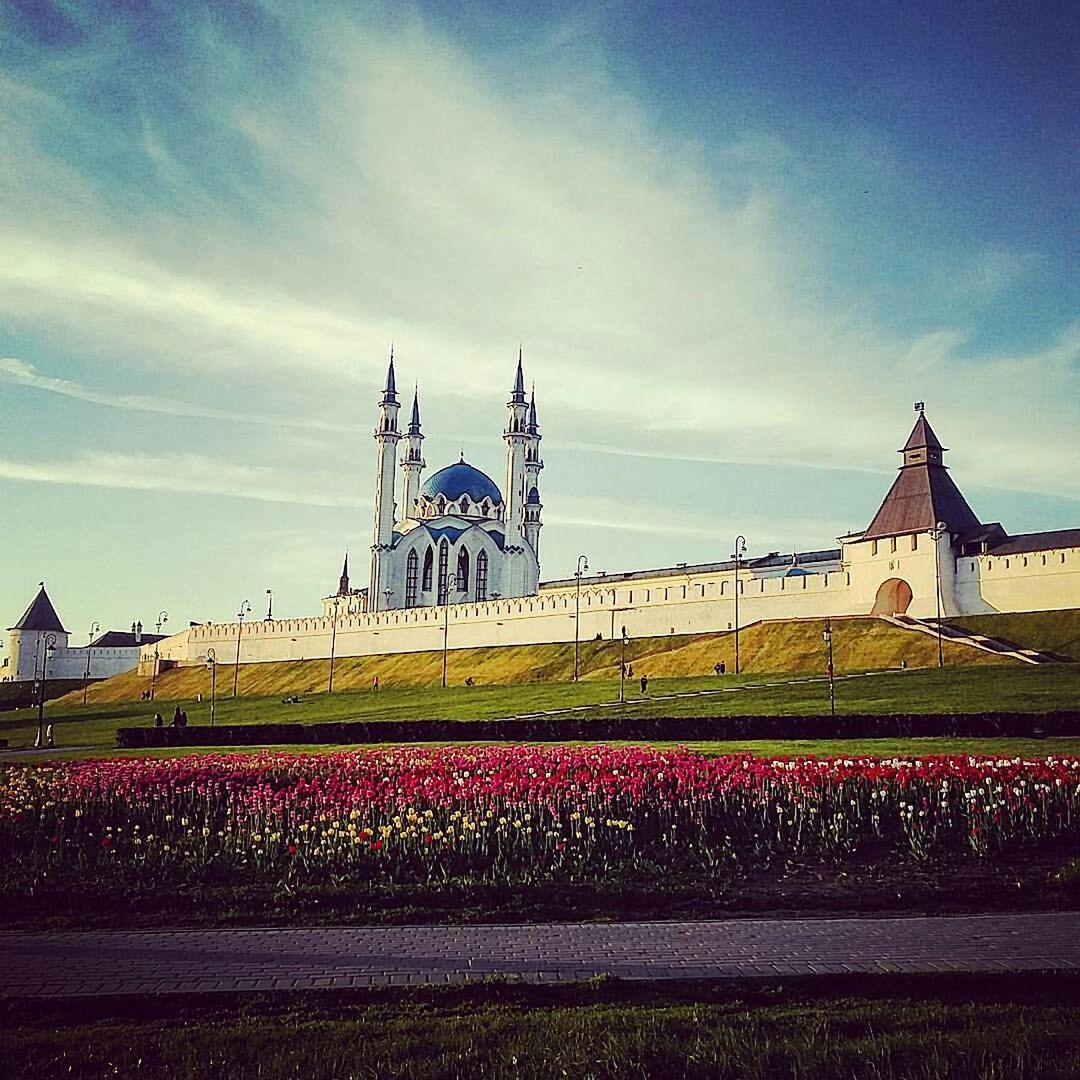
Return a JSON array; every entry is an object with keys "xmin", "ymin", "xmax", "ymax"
[
  {"xmin": 0, "ymin": 7, "xmax": 1076, "ymax": 510},
  {"xmin": 0, "ymin": 451, "xmax": 364, "ymax": 509}
]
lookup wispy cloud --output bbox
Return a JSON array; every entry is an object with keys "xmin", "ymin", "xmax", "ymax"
[
  {"xmin": 0, "ymin": 451, "xmax": 364, "ymax": 509},
  {"xmin": 0, "ymin": 356, "xmax": 342, "ymax": 431}
]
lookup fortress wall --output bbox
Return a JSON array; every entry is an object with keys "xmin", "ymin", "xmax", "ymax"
[
  {"xmin": 954, "ymin": 544, "xmax": 1080, "ymax": 614},
  {"xmin": 147, "ymin": 571, "xmax": 857, "ymax": 668}
]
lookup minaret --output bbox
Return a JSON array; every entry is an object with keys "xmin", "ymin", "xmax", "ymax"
[
  {"xmin": 400, "ymin": 385, "xmax": 425, "ymax": 520},
  {"xmin": 502, "ymin": 349, "xmax": 529, "ymax": 580},
  {"xmin": 522, "ymin": 385, "xmax": 544, "ymax": 569},
  {"xmin": 370, "ymin": 350, "xmax": 401, "ymax": 611}
]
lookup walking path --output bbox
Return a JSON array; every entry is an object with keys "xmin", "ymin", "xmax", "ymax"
[{"xmin": 3, "ymin": 913, "xmax": 1077, "ymax": 997}]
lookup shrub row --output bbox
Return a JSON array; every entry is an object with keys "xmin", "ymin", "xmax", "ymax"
[{"xmin": 115, "ymin": 710, "xmax": 1080, "ymax": 748}]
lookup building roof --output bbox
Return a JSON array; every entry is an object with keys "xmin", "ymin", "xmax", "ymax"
[
  {"xmin": 984, "ymin": 528, "xmax": 1080, "ymax": 556},
  {"xmin": 420, "ymin": 461, "xmax": 503, "ymax": 506},
  {"xmin": 90, "ymin": 630, "xmax": 167, "ymax": 648},
  {"xmin": 9, "ymin": 585, "xmax": 66, "ymax": 632},
  {"xmin": 862, "ymin": 413, "xmax": 983, "ymax": 540},
  {"xmin": 540, "ymin": 548, "xmax": 841, "ymax": 589}
]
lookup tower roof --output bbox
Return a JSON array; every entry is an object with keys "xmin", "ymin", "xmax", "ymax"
[
  {"xmin": 381, "ymin": 349, "xmax": 398, "ymax": 402},
  {"xmin": 527, "ymin": 386, "xmax": 539, "ymax": 433},
  {"xmin": 408, "ymin": 386, "xmax": 422, "ymax": 436},
  {"xmin": 10, "ymin": 584, "xmax": 66, "ymax": 632},
  {"xmin": 511, "ymin": 348, "xmax": 526, "ymax": 403},
  {"xmin": 862, "ymin": 411, "xmax": 982, "ymax": 540}
]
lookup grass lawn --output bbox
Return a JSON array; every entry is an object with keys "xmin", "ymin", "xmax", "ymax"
[
  {"xmin": 3, "ymin": 663, "xmax": 1078, "ymax": 758},
  {"xmin": 5, "ymin": 980, "xmax": 1080, "ymax": 1079}
]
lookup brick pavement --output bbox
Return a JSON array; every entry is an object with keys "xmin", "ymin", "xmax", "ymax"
[{"xmin": 2, "ymin": 913, "xmax": 1078, "ymax": 997}]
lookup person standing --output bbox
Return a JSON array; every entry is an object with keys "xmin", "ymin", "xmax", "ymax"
[{"xmin": 640, "ymin": 674, "xmax": 648, "ymax": 694}]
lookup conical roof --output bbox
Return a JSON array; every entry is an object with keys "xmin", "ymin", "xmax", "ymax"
[
  {"xmin": 10, "ymin": 584, "xmax": 66, "ymax": 632},
  {"xmin": 863, "ymin": 413, "xmax": 982, "ymax": 540}
]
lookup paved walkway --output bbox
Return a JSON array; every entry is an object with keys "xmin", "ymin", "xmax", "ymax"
[{"xmin": 2, "ymin": 913, "xmax": 1078, "ymax": 997}]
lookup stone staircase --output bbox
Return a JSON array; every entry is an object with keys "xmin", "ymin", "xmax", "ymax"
[{"xmin": 882, "ymin": 614, "xmax": 1063, "ymax": 665}]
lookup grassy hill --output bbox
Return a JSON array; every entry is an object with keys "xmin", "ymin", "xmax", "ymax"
[
  {"xmin": 946, "ymin": 609, "xmax": 1080, "ymax": 661},
  {"xmin": 61, "ymin": 615, "xmax": 1011, "ymax": 708}
]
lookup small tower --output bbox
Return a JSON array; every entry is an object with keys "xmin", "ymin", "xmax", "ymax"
[
  {"xmin": 370, "ymin": 350, "xmax": 401, "ymax": 611},
  {"xmin": 400, "ymin": 386, "xmax": 426, "ymax": 520},
  {"xmin": 522, "ymin": 386, "xmax": 544, "ymax": 569},
  {"xmin": 7, "ymin": 582, "xmax": 69, "ymax": 683},
  {"xmin": 502, "ymin": 349, "xmax": 529, "ymax": 573},
  {"xmin": 338, "ymin": 552, "xmax": 350, "ymax": 596}
]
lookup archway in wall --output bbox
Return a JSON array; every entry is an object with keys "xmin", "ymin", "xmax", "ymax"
[{"xmin": 871, "ymin": 577, "xmax": 913, "ymax": 616}]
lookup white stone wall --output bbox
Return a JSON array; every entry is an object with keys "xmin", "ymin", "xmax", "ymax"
[
  {"xmin": 143, "ymin": 536, "xmax": 1080, "ymax": 673},
  {"xmin": 3, "ymin": 629, "xmax": 144, "ymax": 683}
]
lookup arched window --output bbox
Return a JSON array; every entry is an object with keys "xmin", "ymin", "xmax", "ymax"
[
  {"xmin": 437, "ymin": 540, "xmax": 450, "ymax": 604},
  {"xmin": 476, "ymin": 550, "xmax": 489, "ymax": 601},
  {"xmin": 457, "ymin": 547, "xmax": 470, "ymax": 593},
  {"xmin": 422, "ymin": 547, "xmax": 434, "ymax": 592},
  {"xmin": 460, "ymin": 496, "xmax": 470, "ymax": 515},
  {"xmin": 405, "ymin": 550, "xmax": 419, "ymax": 608}
]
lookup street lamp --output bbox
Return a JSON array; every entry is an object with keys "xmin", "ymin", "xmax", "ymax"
[
  {"xmin": 205, "ymin": 647, "xmax": 218, "ymax": 726},
  {"xmin": 265, "ymin": 589, "xmax": 273, "ymax": 621},
  {"xmin": 732, "ymin": 535, "xmax": 747, "ymax": 675},
  {"xmin": 82, "ymin": 620, "xmax": 100, "ymax": 706},
  {"xmin": 619, "ymin": 625, "xmax": 629, "ymax": 704},
  {"xmin": 35, "ymin": 632, "xmax": 57, "ymax": 748},
  {"xmin": 327, "ymin": 596, "xmax": 340, "ymax": 693},
  {"xmin": 441, "ymin": 574, "xmax": 459, "ymax": 689},
  {"xmin": 233, "ymin": 600, "xmax": 251, "ymax": 698},
  {"xmin": 150, "ymin": 610, "xmax": 168, "ymax": 702},
  {"xmin": 929, "ymin": 521, "xmax": 949, "ymax": 670},
  {"xmin": 822, "ymin": 620, "xmax": 836, "ymax": 718},
  {"xmin": 574, "ymin": 554, "xmax": 589, "ymax": 681}
]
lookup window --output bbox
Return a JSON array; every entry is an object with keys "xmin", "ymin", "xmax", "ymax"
[
  {"xmin": 889, "ymin": 537, "xmax": 897, "ymax": 553},
  {"xmin": 405, "ymin": 550, "xmax": 419, "ymax": 608},
  {"xmin": 460, "ymin": 496, "xmax": 470, "ymax": 515},
  {"xmin": 437, "ymin": 540, "xmax": 449, "ymax": 604},
  {"xmin": 422, "ymin": 547, "xmax": 433, "ymax": 591},
  {"xmin": 871, "ymin": 540, "xmax": 879, "ymax": 556},
  {"xmin": 457, "ymin": 547, "xmax": 470, "ymax": 593},
  {"xmin": 911, "ymin": 534, "xmax": 919, "ymax": 551}
]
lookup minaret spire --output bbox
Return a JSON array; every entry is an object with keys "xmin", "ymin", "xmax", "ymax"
[
  {"xmin": 401, "ymin": 382, "xmax": 426, "ymax": 522},
  {"xmin": 338, "ymin": 552, "xmax": 350, "ymax": 596},
  {"xmin": 511, "ymin": 346, "xmax": 526, "ymax": 404},
  {"xmin": 371, "ymin": 346, "xmax": 402, "ymax": 610}
]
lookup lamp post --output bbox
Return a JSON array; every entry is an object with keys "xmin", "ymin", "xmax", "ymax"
[
  {"xmin": 205, "ymin": 647, "xmax": 217, "ymax": 726},
  {"xmin": 150, "ymin": 610, "xmax": 168, "ymax": 702},
  {"xmin": 732, "ymin": 535, "xmax": 747, "ymax": 675},
  {"xmin": 265, "ymin": 589, "xmax": 273, "ymax": 621},
  {"xmin": 327, "ymin": 596, "xmax": 340, "ymax": 693},
  {"xmin": 35, "ymin": 632, "xmax": 57, "ymax": 748},
  {"xmin": 822, "ymin": 620, "xmax": 836, "ymax": 718},
  {"xmin": 441, "ymin": 574, "xmax": 459, "ymax": 689},
  {"xmin": 619, "ymin": 625, "xmax": 629, "ymax": 704},
  {"xmin": 233, "ymin": 600, "xmax": 251, "ymax": 698},
  {"xmin": 929, "ymin": 521, "xmax": 949, "ymax": 670},
  {"xmin": 82, "ymin": 620, "xmax": 100, "ymax": 706},
  {"xmin": 574, "ymin": 554, "xmax": 589, "ymax": 681}
]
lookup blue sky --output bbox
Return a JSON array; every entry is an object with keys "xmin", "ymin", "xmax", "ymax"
[{"xmin": 1, "ymin": 0, "xmax": 1077, "ymax": 639}]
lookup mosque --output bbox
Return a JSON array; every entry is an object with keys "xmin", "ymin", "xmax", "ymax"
[{"xmin": 6, "ymin": 352, "xmax": 1080, "ymax": 683}]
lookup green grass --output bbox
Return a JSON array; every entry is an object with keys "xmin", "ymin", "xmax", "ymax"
[
  {"xmin": 947, "ymin": 609, "xmax": 1080, "ymax": 661},
  {"xmin": 5, "ymin": 984, "xmax": 1080, "ymax": 1079},
  {"xmin": 3, "ymin": 663, "xmax": 1079, "ymax": 758}
]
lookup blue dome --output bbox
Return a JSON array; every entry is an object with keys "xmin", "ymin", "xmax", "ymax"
[{"xmin": 420, "ymin": 461, "xmax": 503, "ymax": 506}]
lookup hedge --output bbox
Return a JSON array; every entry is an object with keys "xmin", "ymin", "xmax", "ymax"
[{"xmin": 115, "ymin": 710, "xmax": 1080, "ymax": 748}]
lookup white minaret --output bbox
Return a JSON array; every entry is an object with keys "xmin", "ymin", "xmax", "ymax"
[
  {"xmin": 522, "ymin": 386, "xmax": 543, "ymax": 572},
  {"xmin": 502, "ymin": 350, "xmax": 529, "ymax": 576},
  {"xmin": 370, "ymin": 351, "xmax": 401, "ymax": 611},
  {"xmin": 400, "ymin": 386, "xmax": 425, "ymax": 521}
]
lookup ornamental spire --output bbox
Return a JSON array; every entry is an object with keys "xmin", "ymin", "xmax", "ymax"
[
  {"xmin": 382, "ymin": 346, "xmax": 398, "ymax": 403},
  {"xmin": 408, "ymin": 384, "xmax": 422, "ymax": 436},
  {"xmin": 511, "ymin": 346, "xmax": 526, "ymax": 403},
  {"xmin": 527, "ymin": 383, "xmax": 539, "ymax": 434}
]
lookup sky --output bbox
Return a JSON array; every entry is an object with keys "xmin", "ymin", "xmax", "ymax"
[{"xmin": 1, "ymin": 0, "xmax": 1077, "ymax": 640}]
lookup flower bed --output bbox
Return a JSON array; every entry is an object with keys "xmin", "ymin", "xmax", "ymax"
[{"xmin": 2, "ymin": 747, "xmax": 1079, "ymax": 889}]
